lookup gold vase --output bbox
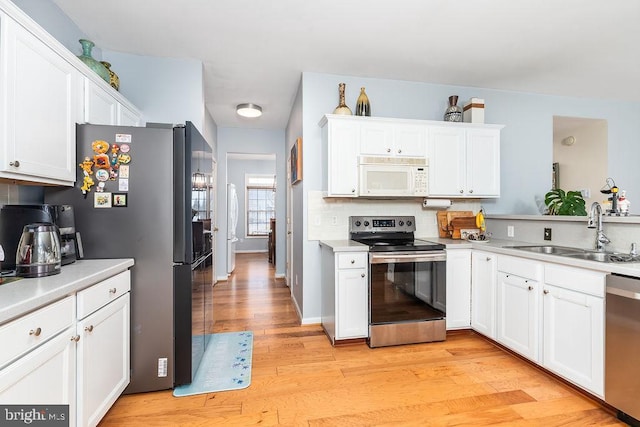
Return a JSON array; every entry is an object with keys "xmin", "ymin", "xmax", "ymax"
[
  {"xmin": 100, "ymin": 61, "xmax": 120, "ymax": 91},
  {"xmin": 355, "ymin": 87, "xmax": 371, "ymax": 116},
  {"xmin": 333, "ymin": 83, "xmax": 352, "ymax": 115}
]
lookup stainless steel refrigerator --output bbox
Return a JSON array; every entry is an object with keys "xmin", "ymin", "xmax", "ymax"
[{"xmin": 45, "ymin": 122, "xmax": 214, "ymax": 393}]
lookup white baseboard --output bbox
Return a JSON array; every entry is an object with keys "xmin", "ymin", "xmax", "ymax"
[
  {"xmin": 300, "ymin": 316, "xmax": 322, "ymax": 325},
  {"xmin": 216, "ymin": 275, "xmax": 229, "ymax": 282},
  {"xmin": 235, "ymin": 249, "xmax": 268, "ymax": 254},
  {"xmin": 275, "ymin": 273, "xmax": 286, "ymax": 279}
]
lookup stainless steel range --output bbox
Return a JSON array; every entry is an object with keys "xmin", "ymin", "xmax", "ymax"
[{"xmin": 350, "ymin": 216, "xmax": 446, "ymax": 348}]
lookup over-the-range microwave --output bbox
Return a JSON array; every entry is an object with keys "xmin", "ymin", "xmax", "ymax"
[{"xmin": 359, "ymin": 156, "xmax": 428, "ymax": 197}]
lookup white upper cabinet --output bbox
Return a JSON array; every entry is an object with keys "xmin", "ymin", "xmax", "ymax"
[
  {"xmin": 0, "ymin": 11, "xmax": 80, "ymax": 185},
  {"xmin": 359, "ymin": 120, "xmax": 426, "ymax": 157},
  {"xmin": 320, "ymin": 115, "xmax": 360, "ymax": 197},
  {"xmin": 320, "ymin": 115, "xmax": 502, "ymax": 198},
  {"xmin": 84, "ymin": 78, "xmax": 117, "ymax": 125},
  {"xmin": 84, "ymin": 77, "xmax": 142, "ymax": 126},
  {"xmin": 428, "ymin": 125, "xmax": 502, "ymax": 198},
  {"xmin": 117, "ymin": 104, "xmax": 142, "ymax": 126}
]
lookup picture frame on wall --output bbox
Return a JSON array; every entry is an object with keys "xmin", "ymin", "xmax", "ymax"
[{"xmin": 290, "ymin": 137, "xmax": 302, "ymax": 185}]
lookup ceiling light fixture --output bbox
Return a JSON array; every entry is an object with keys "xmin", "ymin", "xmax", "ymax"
[{"xmin": 236, "ymin": 103, "xmax": 262, "ymax": 118}]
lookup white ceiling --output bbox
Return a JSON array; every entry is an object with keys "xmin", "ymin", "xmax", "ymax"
[{"xmin": 53, "ymin": 0, "xmax": 640, "ymax": 130}]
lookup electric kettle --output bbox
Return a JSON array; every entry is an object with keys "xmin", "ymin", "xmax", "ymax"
[{"xmin": 15, "ymin": 222, "xmax": 61, "ymax": 278}]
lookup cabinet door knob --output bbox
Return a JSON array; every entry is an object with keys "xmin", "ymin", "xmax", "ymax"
[
  {"xmin": 528, "ymin": 286, "xmax": 534, "ymax": 291},
  {"xmin": 84, "ymin": 325, "xmax": 94, "ymax": 332},
  {"xmin": 352, "ymin": 188, "xmax": 356, "ymax": 193},
  {"xmin": 486, "ymin": 257, "xmax": 492, "ymax": 261},
  {"xmin": 29, "ymin": 327, "xmax": 42, "ymax": 336},
  {"xmin": 9, "ymin": 160, "xmax": 20, "ymax": 167},
  {"xmin": 70, "ymin": 335, "xmax": 80, "ymax": 342},
  {"xmin": 543, "ymin": 289, "xmax": 549, "ymax": 295},
  {"xmin": 397, "ymin": 149, "xmax": 402, "ymax": 154},
  {"xmin": 469, "ymin": 189, "xmax": 474, "ymax": 194},
  {"xmin": 351, "ymin": 259, "xmax": 355, "ymax": 264},
  {"xmin": 109, "ymin": 288, "xmax": 117, "ymax": 294},
  {"xmin": 361, "ymin": 273, "xmax": 365, "ymax": 278},
  {"xmin": 459, "ymin": 190, "xmax": 464, "ymax": 194},
  {"xmin": 386, "ymin": 148, "xmax": 391, "ymax": 153}
]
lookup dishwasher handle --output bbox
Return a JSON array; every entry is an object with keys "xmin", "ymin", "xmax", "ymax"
[{"xmin": 607, "ymin": 286, "xmax": 640, "ymax": 300}]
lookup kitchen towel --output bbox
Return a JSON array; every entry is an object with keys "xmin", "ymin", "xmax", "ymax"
[{"xmin": 173, "ymin": 331, "xmax": 253, "ymax": 397}]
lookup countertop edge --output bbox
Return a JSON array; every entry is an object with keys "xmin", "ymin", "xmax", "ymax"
[
  {"xmin": 0, "ymin": 258, "xmax": 135, "ymax": 325},
  {"xmin": 319, "ymin": 240, "xmax": 370, "ymax": 252}
]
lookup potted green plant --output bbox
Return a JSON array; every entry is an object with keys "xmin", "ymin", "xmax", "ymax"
[{"xmin": 544, "ymin": 189, "xmax": 587, "ymax": 216}]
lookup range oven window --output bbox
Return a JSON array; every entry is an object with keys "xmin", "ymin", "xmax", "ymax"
[{"xmin": 369, "ymin": 252, "xmax": 446, "ymax": 325}]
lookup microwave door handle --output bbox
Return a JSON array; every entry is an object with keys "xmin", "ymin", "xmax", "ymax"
[{"xmin": 370, "ymin": 252, "xmax": 446, "ymax": 264}]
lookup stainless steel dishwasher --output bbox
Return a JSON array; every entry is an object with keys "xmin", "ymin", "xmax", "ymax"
[{"xmin": 605, "ymin": 273, "xmax": 640, "ymax": 426}]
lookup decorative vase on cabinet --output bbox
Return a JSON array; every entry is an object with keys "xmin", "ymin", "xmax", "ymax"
[
  {"xmin": 355, "ymin": 87, "xmax": 371, "ymax": 116},
  {"xmin": 100, "ymin": 61, "xmax": 120, "ymax": 91},
  {"xmin": 333, "ymin": 83, "xmax": 352, "ymax": 115},
  {"xmin": 444, "ymin": 95, "xmax": 463, "ymax": 122},
  {"xmin": 77, "ymin": 39, "xmax": 110, "ymax": 83}
]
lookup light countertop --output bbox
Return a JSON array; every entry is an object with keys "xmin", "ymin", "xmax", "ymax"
[
  {"xmin": 319, "ymin": 240, "xmax": 369, "ymax": 252},
  {"xmin": 323, "ymin": 236, "xmax": 640, "ymax": 278},
  {"xmin": 0, "ymin": 258, "xmax": 134, "ymax": 324}
]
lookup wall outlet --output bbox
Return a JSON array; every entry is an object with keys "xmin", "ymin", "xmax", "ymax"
[
  {"xmin": 507, "ymin": 225, "xmax": 515, "ymax": 237},
  {"xmin": 544, "ymin": 228, "xmax": 552, "ymax": 241}
]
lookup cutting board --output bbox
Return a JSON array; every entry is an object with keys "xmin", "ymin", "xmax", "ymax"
[{"xmin": 436, "ymin": 210, "xmax": 474, "ymax": 238}]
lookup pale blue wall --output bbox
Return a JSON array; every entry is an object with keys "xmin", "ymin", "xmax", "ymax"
[
  {"xmin": 216, "ymin": 128, "xmax": 286, "ymax": 280},
  {"xmin": 285, "ymin": 78, "xmax": 304, "ymax": 313},
  {"xmin": 102, "ymin": 51, "xmax": 206, "ymax": 132},
  {"xmin": 227, "ymin": 158, "xmax": 276, "ymax": 252}
]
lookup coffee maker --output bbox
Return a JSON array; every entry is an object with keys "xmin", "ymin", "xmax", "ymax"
[{"xmin": 0, "ymin": 204, "xmax": 80, "ymax": 271}]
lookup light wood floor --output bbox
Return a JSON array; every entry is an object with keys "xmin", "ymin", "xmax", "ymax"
[{"xmin": 99, "ymin": 253, "xmax": 624, "ymax": 426}]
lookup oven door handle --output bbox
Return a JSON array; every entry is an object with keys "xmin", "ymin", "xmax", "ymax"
[{"xmin": 370, "ymin": 252, "xmax": 446, "ymax": 264}]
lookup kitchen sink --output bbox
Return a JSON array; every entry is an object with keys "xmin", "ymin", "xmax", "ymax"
[
  {"xmin": 506, "ymin": 245, "xmax": 640, "ymax": 263},
  {"xmin": 508, "ymin": 245, "xmax": 585, "ymax": 255}
]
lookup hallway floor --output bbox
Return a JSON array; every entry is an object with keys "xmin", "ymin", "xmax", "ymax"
[{"xmin": 99, "ymin": 253, "xmax": 623, "ymax": 426}]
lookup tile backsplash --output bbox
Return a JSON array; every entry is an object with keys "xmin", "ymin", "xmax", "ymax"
[
  {"xmin": 0, "ymin": 183, "xmax": 44, "ymax": 205},
  {"xmin": 307, "ymin": 191, "xmax": 481, "ymax": 240}
]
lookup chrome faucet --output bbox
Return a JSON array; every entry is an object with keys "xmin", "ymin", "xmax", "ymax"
[{"xmin": 587, "ymin": 202, "xmax": 611, "ymax": 251}]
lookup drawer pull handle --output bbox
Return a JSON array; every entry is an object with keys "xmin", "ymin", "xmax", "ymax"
[
  {"xmin": 109, "ymin": 288, "xmax": 117, "ymax": 294},
  {"xmin": 528, "ymin": 286, "xmax": 534, "ymax": 291},
  {"xmin": 543, "ymin": 289, "xmax": 550, "ymax": 295},
  {"xmin": 361, "ymin": 273, "xmax": 365, "ymax": 278},
  {"xmin": 350, "ymin": 260, "xmax": 355, "ymax": 264},
  {"xmin": 84, "ymin": 325, "xmax": 94, "ymax": 332},
  {"xmin": 9, "ymin": 160, "xmax": 20, "ymax": 167},
  {"xmin": 486, "ymin": 257, "xmax": 492, "ymax": 261},
  {"xmin": 29, "ymin": 327, "xmax": 42, "ymax": 337},
  {"xmin": 71, "ymin": 335, "xmax": 80, "ymax": 342}
]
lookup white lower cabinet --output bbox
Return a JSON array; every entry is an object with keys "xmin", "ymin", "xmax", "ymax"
[
  {"xmin": 445, "ymin": 249, "xmax": 471, "ymax": 329},
  {"xmin": 76, "ymin": 291, "xmax": 130, "ymax": 427},
  {"xmin": 471, "ymin": 251, "xmax": 497, "ymax": 338},
  {"xmin": 336, "ymin": 267, "xmax": 368, "ymax": 339},
  {"xmin": 480, "ymin": 254, "xmax": 605, "ymax": 398},
  {"xmin": 496, "ymin": 256, "xmax": 543, "ymax": 362},
  {"xmin": 543, "ymin": 264, "xmax": 605, "ymax": 397},
  {"xmin": 0, "ymin": 269, "xmax": 131, "ymax": 427},
  {"xmin": 0, "ymin": 325, "xmax": 76, "ymax": 426},
  {"xmin": 321, "ymin": 245, "xmax": 368, "ymax": 344}
]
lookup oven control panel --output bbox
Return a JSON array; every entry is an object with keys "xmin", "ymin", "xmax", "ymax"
[{"xmin": 349, "ymin": 216, "xmax": 416, "ymax": 233}]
